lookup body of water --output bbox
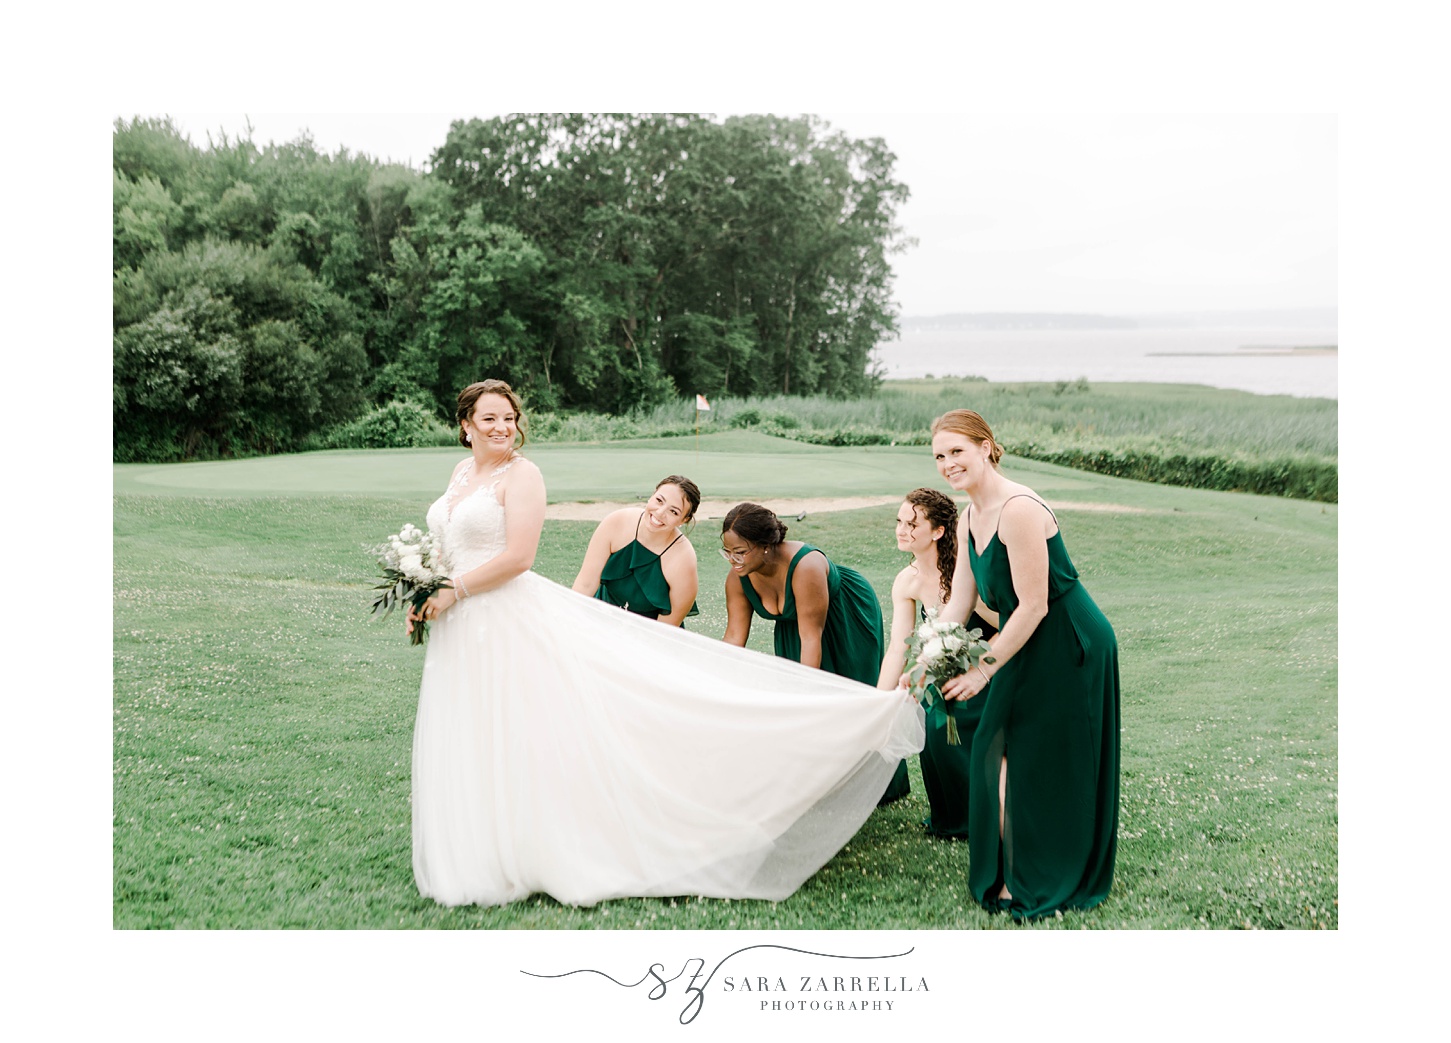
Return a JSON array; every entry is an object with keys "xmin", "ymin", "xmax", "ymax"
[{"xmin": 875, "ymin": 327, "xmax": 1338, "ymax": 399}]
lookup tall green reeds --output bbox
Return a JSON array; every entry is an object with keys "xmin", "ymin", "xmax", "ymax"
[
  {"xmin": 310, "ymin": 380, "xmax": 1337, "ymax": 501},
  {"xmin": 527, "ymin": 381, "xmax": 1338, "ymax": 501}
]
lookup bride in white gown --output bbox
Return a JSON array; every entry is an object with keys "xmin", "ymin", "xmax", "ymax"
[{"xmin": 408, "ymin": 380, "xmax": 925, "ymax": 907}]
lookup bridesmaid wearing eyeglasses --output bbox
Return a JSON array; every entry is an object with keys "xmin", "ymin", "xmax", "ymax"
[{"xmin": 721, "ymin": 502, "xmax": 910, "ymax": 806}]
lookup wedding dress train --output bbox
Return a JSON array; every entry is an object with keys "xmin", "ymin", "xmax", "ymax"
[{"xmin": 412, "ymin": 462, "xmax": 925, "ymax": 907}]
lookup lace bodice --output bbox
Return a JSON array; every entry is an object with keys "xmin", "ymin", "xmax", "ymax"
[{"xmin": 425, "ymin": 458, "xmax": 517, "ymax": 576}]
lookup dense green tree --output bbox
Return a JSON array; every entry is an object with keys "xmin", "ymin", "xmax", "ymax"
[
  {"xmin": 113, "ymin": 237, "xmax": 367, "ymax": 456},
  {"xmin": 430, "ymin": 112, "xmax": 907, "ymax": 410},
  {"xmin": 112, "ymin": 117, "xmax": 198, "ymax": 193},
  {"xmin": 379, "ymin": 204, "xmax": 552, "ymax": 407},
  {"xmin": 113, "ymin": 113, "xmax": 909, "ymax": 460},
  {"xmin": 236, "ymin": 318, "xmax": 323, "ymax": 450},
  {"xmin": 113, "ymin": 171, "xmax": 183, "ymax": 268},
  {"xmin": 113, "ymin": 285, "xmax": 245, "ymax": 460}
]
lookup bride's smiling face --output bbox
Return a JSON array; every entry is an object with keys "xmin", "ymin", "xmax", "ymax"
[{"xmin": 463, "ymin": 394, "xmax": 518, "ymax": 452}]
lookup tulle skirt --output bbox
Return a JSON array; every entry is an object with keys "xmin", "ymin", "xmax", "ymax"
[{"xmin": 411, "ymin": 571, "xmax": 924, "ymax": 907}]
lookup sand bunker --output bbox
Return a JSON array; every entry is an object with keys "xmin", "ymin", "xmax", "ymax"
[{"xmin": 547, "ymin": 497, "xmax": 1144, "ymax": 521}]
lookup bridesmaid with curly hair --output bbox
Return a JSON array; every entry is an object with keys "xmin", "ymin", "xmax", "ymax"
[{"xmin": 877, "ymin": 488, "xmax": 999, "ymax": 839}]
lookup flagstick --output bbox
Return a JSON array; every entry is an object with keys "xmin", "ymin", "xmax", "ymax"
[{"xmin": 693, "ymin": 394, "xmax": 710, "ymax": 466}]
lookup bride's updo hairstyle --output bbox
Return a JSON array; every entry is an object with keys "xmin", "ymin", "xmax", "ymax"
[
  {"xmin": 930, "ymin": 408, "xmax": 1002, "ymax": 468},
  {"xmin": 457, "ymin": 379, "xmax": 528, "ymax": 449},
  {"xmin": 657, "ymin": 475, "xmax": 702, "ymax": 526},
  {"xmin": 722, "ymin": 502, "xmax": 788, "ymax": 547}
]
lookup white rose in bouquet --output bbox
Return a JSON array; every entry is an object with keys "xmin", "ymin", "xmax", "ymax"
[
  {"xmin": 903, "ymin": 606, "xmax": 995, "ymax": 746},
  {"xmin": 371, "ymin": 522, "xmax": 453, "ymax": 646}
]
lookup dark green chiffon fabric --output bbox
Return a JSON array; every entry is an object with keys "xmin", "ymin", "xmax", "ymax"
[
  {"xmin": 917, "ymin": 604, "xmax": 996, "ymax": 839},
  {"xmin": 740, "ymin": 545, "xmax": 910, "ymax": 805},
  {"xmin": 966, "ymin": 506, "xmax": 1120, "ymax": 919},
  {"xmin": 594, "ymin": 536, "xmax": 698, "ymax": 621}
]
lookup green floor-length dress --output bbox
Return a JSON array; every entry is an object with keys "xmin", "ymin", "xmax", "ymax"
[
  {"xmin": 740, "ymin": 544, "xmax": 910, "ymax": 806},
  {"xmin": 917, "ymin": 604, "xmax": 997, "ymax": 839},
  {"xmin": 965, "ymin": 497, "xmax": 1120, "ymax": 918},
  {"xmin": 594, "ymin": 526, "xmax": 698, "ymax": 622}
]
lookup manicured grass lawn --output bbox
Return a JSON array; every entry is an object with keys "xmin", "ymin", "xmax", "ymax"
[
  {"xmin": 114, "ymin": 437, "xmax": 1336, "ymax": 929},
  {"xmin": 115, "ymin": 430, "xmax": 950, "ymax": 502}
]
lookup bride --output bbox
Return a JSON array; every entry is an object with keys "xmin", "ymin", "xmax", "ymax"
[{"xmin": 406, "ymin": 379, "xmax": 924, "ymax": 908}]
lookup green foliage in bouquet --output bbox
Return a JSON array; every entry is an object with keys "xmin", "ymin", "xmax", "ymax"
[
  {"xmin": 903, "ymin": 608, "xmax": 995, "ymax": 745},
  {"xmin": 370, "ymin": 523, "xmax": 450, "ymax": 646}
]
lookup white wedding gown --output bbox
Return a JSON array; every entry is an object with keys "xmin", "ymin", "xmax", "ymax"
[{"xmin": 412, "ymin": 459, "xmax": 925, "ymax": 907}]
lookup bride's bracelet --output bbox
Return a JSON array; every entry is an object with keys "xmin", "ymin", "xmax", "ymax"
[{"xmin": 455, "ymin": 574, "xmax": 470, "ymax": 600}]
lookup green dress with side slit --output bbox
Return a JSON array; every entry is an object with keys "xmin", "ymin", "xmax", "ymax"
[
  {"xmin": 739, "ymin": 544, "xmax": 910, "ymax": 806},
  {"xmin": 964, "ymin": 496, "xmax": 1120, "ymax": 919}
]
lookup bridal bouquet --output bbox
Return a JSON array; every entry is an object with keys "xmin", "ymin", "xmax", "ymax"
[
  {"xmin": 371, "ymin": 523, "xmax": 451, "ymax": 646},
  {"xmin": 904, "ymin": 608, "xmax": 995, "ymax": 745}
]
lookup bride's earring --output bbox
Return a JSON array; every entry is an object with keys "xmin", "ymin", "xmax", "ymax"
[{"xmin": 464, "ymin": 432, "xmax": 472, "ymax": 444}]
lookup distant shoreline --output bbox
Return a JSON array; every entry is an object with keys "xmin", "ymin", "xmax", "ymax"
[
  {"xmin": 900, "ymin": 308, "xmax": 1338, "ymax": 333},
  {"xmin": 877, "ymin": 326, "xmax": 1338, "ymax": 398},
  {"xmin": 1146, "ymin": 346, "xmax": 1337, "ymax": 357}
]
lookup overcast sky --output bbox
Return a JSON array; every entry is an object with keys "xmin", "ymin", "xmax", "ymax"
[{"xmin": 159, "ymin": 111, "xmax": 1336, "ymax": 318}]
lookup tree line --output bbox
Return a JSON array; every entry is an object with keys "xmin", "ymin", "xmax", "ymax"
[{"xmin": 113, "ymin": 113, "xmax": 910, "ymax": 461}]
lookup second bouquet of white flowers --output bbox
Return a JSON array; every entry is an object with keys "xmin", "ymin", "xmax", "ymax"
[
  {"xmin": 904, "ymin": 607, "xmax": 995, "ymax": 745},
  {"xmin": 370, "ymin": 523, "xmax": 451, "ymax": 646}
]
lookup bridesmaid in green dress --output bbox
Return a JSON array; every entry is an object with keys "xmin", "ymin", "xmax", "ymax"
[
  {"xmin": 721, "ymin": 502, "xmax": 910, "ymax": 806},
  {"xmin": 571, "ymin": 476, "xmax": 701, "ymax": 625},
  {"xmin": 876, "ymin": 488, "xmax": 999, "ymax": 838},
  {"xmin": 931, "ymin": 410, "xmax": 1120, "ymax": 920}
]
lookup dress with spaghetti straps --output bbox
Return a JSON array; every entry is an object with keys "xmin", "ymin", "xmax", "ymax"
[
  {"xmin": 594, "ymin": 512, "xmax": 699, "ymax": 621},
  {"xmin": 739, "ymin": 544, "xmax": 911, "ymax": 807},
  {"xmin": 917, "ymin": 602, "xmax": 997, "ymax": 839},
  {"xmin": 964, "ymin": 495, "xmax": 1120, "ymax": 918}
]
